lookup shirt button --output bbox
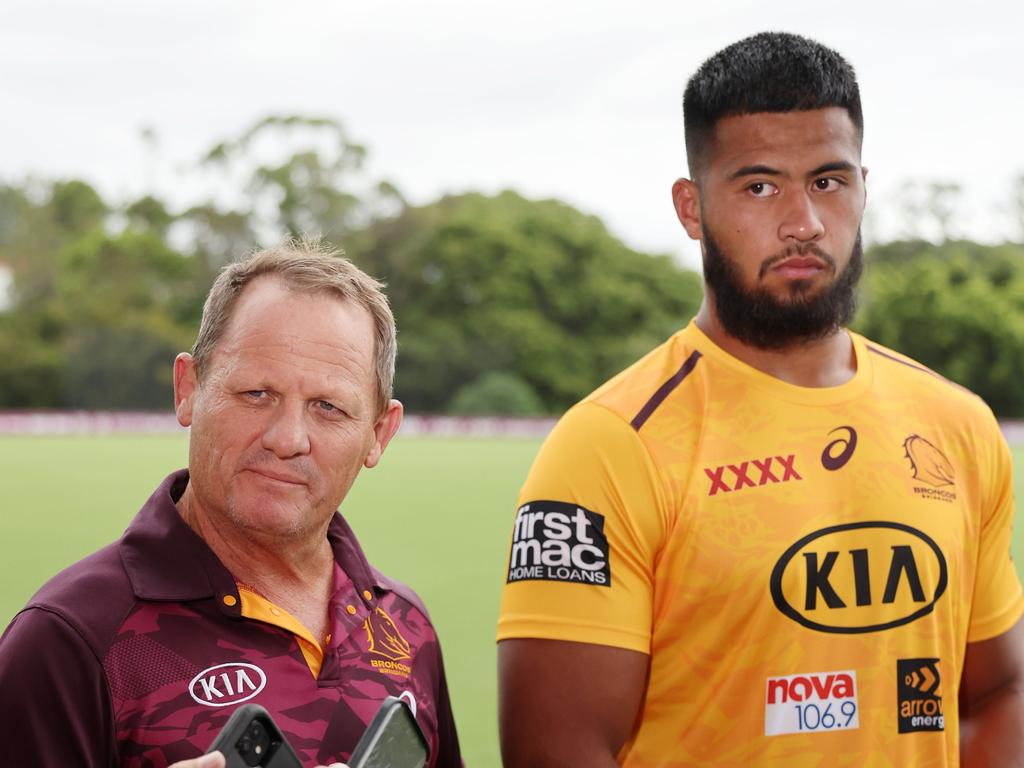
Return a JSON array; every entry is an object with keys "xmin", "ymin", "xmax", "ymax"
[
  {"xmin": 222, "ymin": 595, "xmax": 237, "ymax": 607},
  {"xmin": 346, "ymin": 605, "xmax": 357, "ymax": 615},
  {"xmin": 362, "ymin": 590, "xmax": 373, "ymax": 601}
]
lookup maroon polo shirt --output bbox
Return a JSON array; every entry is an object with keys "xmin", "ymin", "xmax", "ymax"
[{"xmin": 0, "ymin": 470, "xmax": 462, "ymax": 768}]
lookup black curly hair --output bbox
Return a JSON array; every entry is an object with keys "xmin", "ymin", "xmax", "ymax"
[{"xmin": 683, "ymin": 32, "xmax": 863, "ymax": 178}]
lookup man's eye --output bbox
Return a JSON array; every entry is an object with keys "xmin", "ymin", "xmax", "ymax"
[
  {"xmin": 245, "ymin": 390, "xmax": 266, "ymax": 399},
  {"xmin": 748, "ymin": 182, "xmax": 777, "ymax": 198},
  {"xmin": 317, "ymin": 400, "xmax": 338, "ymax": 413},
  {"xmin": 814, "ymin": 177, "xmax": 843, "ymax": 191}
]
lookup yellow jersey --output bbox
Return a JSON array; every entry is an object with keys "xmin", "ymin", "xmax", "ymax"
[{"xmin": 497, "ymin": 321, "xmax": 1023, "ymax": 766}]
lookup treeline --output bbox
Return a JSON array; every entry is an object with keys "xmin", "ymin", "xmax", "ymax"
[{"xmin": 1, "ymin": 116, "xmax": 1022, "ymax": 416}]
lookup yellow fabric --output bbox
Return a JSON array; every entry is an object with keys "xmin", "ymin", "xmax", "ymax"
[
  {"xmin": 498, "ymin": 321, "xmax": 1024, "ymax": 766},
  {"xmin": 237, "ymin": 586, "xmax": 324, "ymax": 678}
]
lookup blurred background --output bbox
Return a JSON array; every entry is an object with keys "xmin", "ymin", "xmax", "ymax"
[
  {"xmin": 1, "ymin": 0, "xmax": 1023, "ymax": 416},
  {"xmin": 1, "ymin": 2, "xmax": 1022, "ymax": 765}
]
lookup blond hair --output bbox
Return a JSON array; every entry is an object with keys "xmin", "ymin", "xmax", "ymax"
[{"xmin": 192, "ymin": 239, "xmax": 396, "ymax": 414}]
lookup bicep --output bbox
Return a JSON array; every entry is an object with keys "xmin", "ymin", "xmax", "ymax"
[
  {"xmin": 0, "ymin": 608, "xmax": 114, "ymax": 765},
  {"xmin": 961, "ymin": 615, "xmax": 1024, "ymax": 715},
  {"xmin": 959, "ymin": 616, "xmax": 1024, "ymax": 766},
  {"xmin": 498, "ymin": 638, "xmax": 649, "ymax": 768}
]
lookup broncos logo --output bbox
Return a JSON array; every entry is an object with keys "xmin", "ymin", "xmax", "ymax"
[
  {"xmin": 903, "ymin": 435, "xmax": 955, "ymax": 487},
  {"xmin": 364, "ymin": 606, "xmax": 412, "ymax": 661}
]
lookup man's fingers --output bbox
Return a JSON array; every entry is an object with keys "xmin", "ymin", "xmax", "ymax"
[
  {"xmin": 167, "ymin": 752, "xmax": 346, "ymax": 768},
  {"xmin": 168, "ymin": 752, "xmax": 226, "ymax": 768}
]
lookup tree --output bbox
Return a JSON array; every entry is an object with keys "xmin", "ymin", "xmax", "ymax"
[
  {"xmin": 0, "ymin": 198, "xmax": 205, "ymax": 409},
  {"xmin": 198, "ymin": 115, "xmax": 403, "ymax": 248},
  {"xmin": 855, "ymin": 240, "xmax": 1024, "ymax": 416},
  {"xmin": 1012, "ymin": 173, "xmax": 1024, "ymax": 243},
  {"xmin": 356, "ymin": 190, "xmax": 703, "ymax": 413},
  {"xmin": 56, "ymin": 230, "xmax": 205, "ymax": 409},
  {"xmin": 896, "ymin": 180, "xmax": 964, "ymax": 242},
  {"xmin": 448, "ymin": 372, "xmax": 545, "ymax": 416},
  {"xmin": 0, "ymin": 179, "xmax": 112, "ymax": 407}
]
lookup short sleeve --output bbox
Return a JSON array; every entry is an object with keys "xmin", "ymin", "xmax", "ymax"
[
  {"xmin": 967, "ymin": 424, "xmax": 1024, "ymax": 642},
  {"xmin": 0, "ymin": 607, "xmax": 115, "ymax": 765},
  {"xmin": 496, "ymin": 401, "xmax": 670, "ymax": 654},
  {"xmin": 429, "ymin": 645, "xmax": 463, "ymax": 768}
]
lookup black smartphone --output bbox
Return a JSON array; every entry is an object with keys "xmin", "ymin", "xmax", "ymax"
[
  {"xmin": 206, "ymin": 703, "xmax": 303, "ymax": 768},
  {"xmin": 348, "ymin": 696, "xmax": 429, "ymax": 768}
]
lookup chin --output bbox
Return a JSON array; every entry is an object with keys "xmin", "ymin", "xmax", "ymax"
[{"xmin": 227, "ymin": 486, "xmax": 316, "ymax": 538}]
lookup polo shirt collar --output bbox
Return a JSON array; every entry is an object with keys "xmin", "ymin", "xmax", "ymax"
[{"xmin": 120, "ymin": 469, "xmax": 388, "ymax": 611}]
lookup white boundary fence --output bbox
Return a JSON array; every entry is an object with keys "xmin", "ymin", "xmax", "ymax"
[
  {"xmin": 0, "ymin": 411, "xmax": 559, "ymax": 438},
  {"xmin": 1, "ymin": 411, "xmax": 1023, "ymax": 444}
]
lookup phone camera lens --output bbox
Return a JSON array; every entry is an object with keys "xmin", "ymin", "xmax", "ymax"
[{"xmin": 236, "ymin": 718, "xmax": 273, "ymax": 766}]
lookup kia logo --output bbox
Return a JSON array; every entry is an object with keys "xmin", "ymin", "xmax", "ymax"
[
  {"xmin": 188, "ymin": 662, "xmax": 267, "ymax": 707},
  {"xmin": 770, "ymin": 521, "xmax": 947, "ymax": 634}
]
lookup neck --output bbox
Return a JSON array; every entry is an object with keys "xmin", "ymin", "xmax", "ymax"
[
  {"xmin": 694, "ymin": 301, "xmax": 857, "ymax": 388},
  {"xmin": 176, "ymin": 485, "xmax": 335, "ymax": 637}
]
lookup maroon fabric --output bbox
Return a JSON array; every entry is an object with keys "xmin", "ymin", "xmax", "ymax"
[{"xmin": 0, "ymin": 470, "xmax": 462, "ymax": 768}]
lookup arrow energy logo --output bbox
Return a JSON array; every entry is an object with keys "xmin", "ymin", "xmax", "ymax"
[{"xmin": 897, "ymin": 658, "xmax": 944, "ymax": 733}]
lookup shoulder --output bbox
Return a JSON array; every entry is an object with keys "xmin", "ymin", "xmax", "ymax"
[
  {"xmin": 858, "ymin": 334, "xmax": 999, "ymax": 427},
  {"xmin": 372, "ymin": 567, "xmax": 435, "ymax": 625},
  {"xmin": 19, "ymin": 541, "xmax": 136, "ymax": 658},
  {"xmin": 584, "ymin": 329, "xmax": 705, "ymax": 430},
  {"xmin": 367, "ymin": 568, "xmax": 449, "ymax": 686},
  {"xmin": 533, "ymin": 327, "xmax": 706, "ymax": 463}
]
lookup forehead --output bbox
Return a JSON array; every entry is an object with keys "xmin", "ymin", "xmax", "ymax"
[
  {"xmin": 705, "ymin": 107, "xmax": 862, "ymax": 177},
  {"xmin": 213, "ymin": 277, "xmax": 375, "ymax": 384}
]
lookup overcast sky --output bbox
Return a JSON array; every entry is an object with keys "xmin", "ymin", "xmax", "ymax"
[{"xmin": 3, "ymin": 0, "xmax": 1021, "ymax": 268}]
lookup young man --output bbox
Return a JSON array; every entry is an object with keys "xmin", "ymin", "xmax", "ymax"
[
  {"xmin": 497, "ymin": 32, "xmax": 1024, "ymax": 766},
  {"xmin": 0, "ymin": 243, "xmax": 461, "ymax": 767}
]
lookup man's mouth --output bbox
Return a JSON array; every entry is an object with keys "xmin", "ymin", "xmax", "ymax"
[
  {"xmin": 246, "ymin": 468, "xmax": 307, "ymax": 486},
  {"xmin": 770, "ymin": 255, "xmax": 827, "ymax": 279}
]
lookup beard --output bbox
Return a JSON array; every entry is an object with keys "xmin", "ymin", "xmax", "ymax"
[{"xmin": 701, "ymin": 227, "xmax": 863, "ymax": 350}]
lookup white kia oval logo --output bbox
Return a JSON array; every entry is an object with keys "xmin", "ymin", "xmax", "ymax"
[{"xmin": 189, "ymin": 662, "xmax": 267, "ymax": 707}]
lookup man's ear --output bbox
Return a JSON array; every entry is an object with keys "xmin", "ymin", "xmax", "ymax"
[
  {"xmin": 672, "ymin": 178, "xmax": 703, "ymax": 240},
  {"xmin": 174, "ymin": 353, "xmax": 199, "ymax": 428},
  {"xmin": 364, "ymin": 399, "xmax": 404, "ymax": 469}
]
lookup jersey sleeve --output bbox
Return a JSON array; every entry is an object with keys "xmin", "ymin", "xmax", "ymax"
[
  {"xmin": 967, "ymin": 419, "xmax": 1024, "ymax": 642},
  {"xmin": 0, "ymin": 607, "xmax": 116, "ymax": 765},
  {"xmin": 429, "ymin": 646, "xmax": 463, "ymax": 768},
  {"xmin": 497, "ymin": 401, "xmax": 671, "ymax": 654}
]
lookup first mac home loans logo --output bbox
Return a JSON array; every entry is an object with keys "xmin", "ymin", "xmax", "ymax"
[{"xmin": 507, "ymin": 501, "xmax": 611, "ymax": 587}]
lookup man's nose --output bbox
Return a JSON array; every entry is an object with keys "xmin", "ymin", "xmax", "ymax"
[
  {"xmin": 261, "ymin": 400, "xmax": 311, "ymax": 458},
  {"xmin": 778, "ymin": 191, "xmax": 825, "ymax": 243}
]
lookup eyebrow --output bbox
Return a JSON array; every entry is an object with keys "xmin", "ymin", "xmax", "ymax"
[
  {"xmin": 729, "ymin": 160, "xmax": 859, "ymax": 181},
  {"xmin": 730, "ymin": 164, "xmax": 780, "ymax": 180},
  {"xmin": 808, "ymin": 161, "xmax": 858, "ymax": 176}
]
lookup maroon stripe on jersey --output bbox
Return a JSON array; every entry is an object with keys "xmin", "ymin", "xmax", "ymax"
[
  {"xmin": 631, "ymin": 350, "xmax": 702, "ymax": 431},
  {"xmin": 866, "ymin": 344, "xmax": 975, "ymax": 397}
]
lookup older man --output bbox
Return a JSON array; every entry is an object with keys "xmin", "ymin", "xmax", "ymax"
[{"xmin": 0, "ymin": 242, "xmax": 461, "ymax": 767}]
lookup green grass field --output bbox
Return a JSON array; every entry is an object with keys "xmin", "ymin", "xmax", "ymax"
[{"xmin": 2, "ymin": 435, "xmax": 1023, "ymax": 766}]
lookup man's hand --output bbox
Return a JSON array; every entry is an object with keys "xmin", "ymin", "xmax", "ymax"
[
  {"xmin": 169, "ymin": 754, "xmax": 225, "ymax": 768},
  {"xmin": 167, "ymin": 754, "xmax": 348, "ymax": 768}
]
